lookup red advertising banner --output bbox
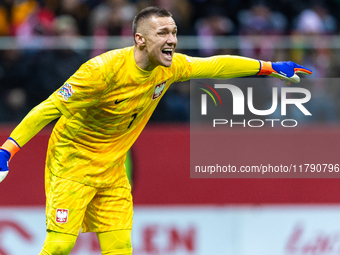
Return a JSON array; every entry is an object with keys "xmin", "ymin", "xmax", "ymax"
[{"xmin": 1, "ymin": 124, "xmax": 340, "ymax": 205}]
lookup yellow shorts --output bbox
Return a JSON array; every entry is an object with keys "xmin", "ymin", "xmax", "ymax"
[{"xmin": 45, "ymin": 173, "xmax": 133, "ymax": 235}]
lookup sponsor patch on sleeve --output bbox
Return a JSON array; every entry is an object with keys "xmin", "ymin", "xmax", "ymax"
[{"xmin": 57, "ymin": 83, "xmax": 75, "ymax": 101}]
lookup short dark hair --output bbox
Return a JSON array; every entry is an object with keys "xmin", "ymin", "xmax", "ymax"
[{"xmin": 132, "ymin": 6, "xmax": 172, "ymax": 37}]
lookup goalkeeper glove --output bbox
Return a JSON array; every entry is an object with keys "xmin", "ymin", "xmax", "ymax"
[
  {"xmin": 0, "ymin": 149, "xmax": 10, "ymax": 182},
  {"xmin": 258, "ymin": 61, "xmax": 312, "ymax": 85},
  {"xmin": 0, "ymin": 138, "xmax": 21, "ymax": 183}
]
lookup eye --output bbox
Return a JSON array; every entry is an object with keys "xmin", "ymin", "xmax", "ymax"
[{"xmin": 158, "ymin": 31, "xmax": 166, "ymax": 35}]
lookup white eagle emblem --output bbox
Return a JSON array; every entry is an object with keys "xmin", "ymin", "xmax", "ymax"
[
  {"xmin": 56, "ymin": 209, "xmax": 69, "ymax": 223},
  {"xmin": 152, "ymin": 81, "xmax": 167, "ymax": 100}
]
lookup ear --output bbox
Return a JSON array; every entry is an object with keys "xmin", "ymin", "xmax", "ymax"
[{"xmin": 135, "ymin": 33, "xmax": 145, "ymax": 46}]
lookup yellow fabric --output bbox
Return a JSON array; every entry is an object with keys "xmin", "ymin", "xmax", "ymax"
[
  {"xmin": 39, "ymin": 248, "xmax": 51, "ymax": 255},
  {"xmin": 188, "ymin": 55, "xmax": 260, "ymax": 79},
  {"xmin": 39, "ymin": 230, "xmax": 77, "ymax": 255},
  {"xmin": 10, "ymin": 98, "xmax": 61, "ymax": 147},
  {"xmin": 9, "ymin": 46, "xmax": 261, "ymax": 188},
  {"xmin": 46, "ymin": 172, "xmax": 132, "ymax": 235},
  {"xmin": 97, "ymin": 230, "xmax": 132, "ymax": 255}
]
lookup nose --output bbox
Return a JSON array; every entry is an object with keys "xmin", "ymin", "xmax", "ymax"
[{"xmin": 167, "ymin": 33, "xmax": 177, "ymax": 45}]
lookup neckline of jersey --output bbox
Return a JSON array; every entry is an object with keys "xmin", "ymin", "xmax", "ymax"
[{"xmin": 130, "ymin": 46, "xmax": 155, "ymax": 77}]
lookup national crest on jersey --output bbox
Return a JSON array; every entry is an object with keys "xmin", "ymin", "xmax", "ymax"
[
  {"xmin": 56, "ymin": 209, "xmax": 69, "ymax": 223},
  {"xmin": 152, "ymin": 81, "xmax": 167, "ymax": 100},
  {"xmin": 57, "ymin": 83, "xmax": 74, "ymax": 101}
]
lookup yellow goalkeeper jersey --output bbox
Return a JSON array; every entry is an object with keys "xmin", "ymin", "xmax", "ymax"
[{"xmin": 43, "ymin": 46, "xmax": 259, "ymax": 187}]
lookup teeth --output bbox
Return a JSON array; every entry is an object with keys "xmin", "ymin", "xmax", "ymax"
[{"xmin": 163, "ymin": 49, "xmax": 173, "ymax": 52}]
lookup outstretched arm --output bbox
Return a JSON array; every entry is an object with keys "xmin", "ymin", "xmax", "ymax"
[
  {"xmin": 0, "ymin": 97, "xmax": 62, "ymax": 182},
  {"xmin": 185, "ymin": 55, "xmax": 312, "ymax": 83},
  {"xmin": 189, "ymin": 55, "xmax": 261, "ymax": 79}
]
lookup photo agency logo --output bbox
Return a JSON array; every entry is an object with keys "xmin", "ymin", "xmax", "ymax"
[{"xmin": 197, "ymin": 81, "xmax": 312, "ymax": 127}]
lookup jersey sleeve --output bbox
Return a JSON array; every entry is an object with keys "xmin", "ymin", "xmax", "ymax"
[
  {"xmin": 50, "ymin": 56, "xmax": 107, "ymax": 118},
  {"xmin": 174, "ymin": 54, "xmax": 261, "ymax": 81},
  {"xmin": 9, "ymin": 98, "xmax": 62, "ymax": 147}
]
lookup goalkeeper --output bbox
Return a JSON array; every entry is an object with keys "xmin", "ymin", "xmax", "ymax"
[{"xmin": 0, "ymin": 6, "xmax": 312, "ymax": 255}]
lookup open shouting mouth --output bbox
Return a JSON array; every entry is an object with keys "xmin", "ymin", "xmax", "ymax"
[{"xmin": 162, "ymin": 48, "xmax": 173, "ymax": 60}]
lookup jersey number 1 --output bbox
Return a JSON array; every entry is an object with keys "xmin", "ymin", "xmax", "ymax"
[{"xmin": 128, "ymin": 113, "xmax": 138, "ymax": 129}]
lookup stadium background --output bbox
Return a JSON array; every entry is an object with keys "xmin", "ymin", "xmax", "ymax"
[{"xmin": 1, "ymin": 0, "xmax": 340, "ymax": 254}]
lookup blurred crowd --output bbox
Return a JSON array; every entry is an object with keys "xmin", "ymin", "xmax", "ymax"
[{"xmin": 0, "ymin": 0, "xmax": 340, "ymax": 123}]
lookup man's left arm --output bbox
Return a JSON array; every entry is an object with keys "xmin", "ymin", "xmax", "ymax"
[{"xmin": 177, "ymin": 55, "xmax": 312, "ymax": 84}]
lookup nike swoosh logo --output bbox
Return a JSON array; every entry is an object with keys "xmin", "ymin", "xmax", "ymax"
[{"xmin": 115, "ymin": 98, "xmax": 128, "ymax": 104}]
